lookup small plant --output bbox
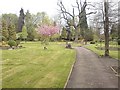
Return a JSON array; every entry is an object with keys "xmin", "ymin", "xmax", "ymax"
[{"xmin": 8, "ymin": 40, "xmax": 17, "ymax": 47}]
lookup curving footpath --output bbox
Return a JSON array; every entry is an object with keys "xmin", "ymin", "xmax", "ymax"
[{"xmin": 66, "ymin": 47, "xmax": 118, "ymax": 88}]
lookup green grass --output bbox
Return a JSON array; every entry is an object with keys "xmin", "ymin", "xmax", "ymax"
[
  {"xmin": 57, "ymin": 41, "xmax": 82, "ymax": 47},
  {"xmin": 2, "ymin": 41, "xmax": 76, "ymax": 88},
  {"xmin": 84, "ymin": 44, "xmax": 119, "ymax": 60}
]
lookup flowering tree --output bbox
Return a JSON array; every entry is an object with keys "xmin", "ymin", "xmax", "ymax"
[
  {"xmin": 37, "ymin": 25, "xmax": 60, "ymax": 47},
  {"xmin": 37, "ymin": 25, "xmax": 59, "ymax": 37}
]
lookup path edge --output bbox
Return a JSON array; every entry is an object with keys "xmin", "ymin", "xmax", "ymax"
[{"xmin": 64, "ymin": 47, "xmax": 77, "ymax": 88}]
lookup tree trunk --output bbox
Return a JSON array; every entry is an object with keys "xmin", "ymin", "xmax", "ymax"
[
  {"xmin": 74, "ymin": 27, "xmax": 79, "ymax": 43},
  {"xmin": 104, "ymin": 0, "xmax": 109, "ymax": 56}
]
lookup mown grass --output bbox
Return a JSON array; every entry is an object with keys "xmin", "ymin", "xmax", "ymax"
[
  {"xmin": 2, "ymin": 41, "xmax": 76, "ymax": 88},
  {"xmin": 84, "ymin": 44, "xmax": 119, "ymax": 60}
]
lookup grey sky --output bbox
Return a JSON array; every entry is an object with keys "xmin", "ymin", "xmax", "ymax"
[
  {"xmin": 0, "ymin": 0, "xmax": 110, "ymax": 17},
  {"xmin": 0, "ymin": 0, "xmax": 118, "ymax": 23}
]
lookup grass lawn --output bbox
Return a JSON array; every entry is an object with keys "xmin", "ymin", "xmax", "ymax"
[
  {"xmin": 84, "ymin": 44, "xmax": 119, "ymax": 60},
  {"xmin": 2, "ymin": 41, "xmax": 76, "ymax": 88}
]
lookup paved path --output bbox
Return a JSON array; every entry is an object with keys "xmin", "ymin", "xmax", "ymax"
[{"xmin": 66, "ymin": 47, "xmax": 118, "ymax": 88}]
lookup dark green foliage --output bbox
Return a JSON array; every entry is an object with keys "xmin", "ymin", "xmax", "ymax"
[
  {"xmin": 90, "ymin": 41, "xmax": 95, "ymax": 44},
  {"xmin": 118, "ymin": 22, "xmax": 120, "ymax": 39},
  {"xmin": 61, "ymin": 26, "xmax": 75, "ymax": 41},
  {"xmin": 80, "ymin": 7, "xmax": 88, "ymax": 39},
  {"xmin": 84, "ymin": 28, "xmax": 94, "ymax": 41},
  {"xmin": 61, "ymin": 27, "xmax": 67, "ymax": 40},
  {"xmin": 110, "ymin": 24, "xmax": 118, "ymax": 40},
  {"xmin": 18, "ymin": 8, "xmax": 25, "ymax": 32},
  {"xmin": 118, "ymin": 39, "xmax": 120, "ymax": 45},
  {"xmin": 8, "ymin": 40, "xmax": 17, "ymax": 47}
]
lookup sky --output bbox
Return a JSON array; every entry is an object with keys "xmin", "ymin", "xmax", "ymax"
[
  {"xmin": 0, "ymin": 0, "xmax": 118, "ymax": 18},
  {"xmin": 0, "ymin": 0, "xmax": 59, "ymax": 17},
  {"xmin": 0, "ymin": 0, "xmax": 103, "ymax": 17}
]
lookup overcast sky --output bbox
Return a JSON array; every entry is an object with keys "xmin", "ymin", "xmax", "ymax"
[
  {"xmin": 0, "ymin": 0, "xmax": 118, "ymax": 17},
  {"xmin": 0, "ymin": 0, "xmax": 58, "ymax": 17}
]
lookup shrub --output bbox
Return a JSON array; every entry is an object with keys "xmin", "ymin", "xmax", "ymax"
[
  {"xmin": 16, "ymin": 40, "xmax": 20, "ymax": 46},
  {"xmin": 1, "ymin": 36, "xmax": 7, "ymax": 41},
  {"xmin": 118, "ymin": 39, "xmax": 120, "ymax": 45},
  {"xmin": 90, "ymin": 41, "xmax": 95, "ymax": 44},
  {"xmin": 8, "ymin": 40, "xmax": 17, "ymax": 47}
]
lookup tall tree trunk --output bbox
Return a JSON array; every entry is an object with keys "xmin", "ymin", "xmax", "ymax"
[
  {"xmin": 74, "ymin": 27, "xmax": 79, "ymax": 43},
  {"xmin": 104, "ymin": 0, "xmax": 109, "ymax": 56}
]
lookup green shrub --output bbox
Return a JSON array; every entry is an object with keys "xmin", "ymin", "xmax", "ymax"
[
  {"xmin": 90, "ymin": 41, "xmax": 95, "ymax": 44},
  {"xmin": 16, "ymin": 40, "xmax": 20, "ymax": 46},
  {"xmin": 0, "ymin": 36, "xmax": 6, "ymax": 41},
  {"xmin": 118, "ymin": 39, "xmax": 120, "ymax": 45},
  {"xmin": 8, "ymin": 40, "xmax": 17, "ymax": 47}
]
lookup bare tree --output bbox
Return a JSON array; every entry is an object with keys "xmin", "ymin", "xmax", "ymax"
[
  {"xmin": 89, "ymin": 1, "xmax": 118, "ymax": 56},
  {"xmin": 57, "ymin": 0, "xmax": 94, "ymax": 42}
]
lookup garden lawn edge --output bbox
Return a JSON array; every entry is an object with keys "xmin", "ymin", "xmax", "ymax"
[
  {"xmin": 84, "ymin": 46, "xmax": 119, "ymax": 61},
  {"xmin": 64, "ymin": 48, "xmax": 77, "ymax": 88}
]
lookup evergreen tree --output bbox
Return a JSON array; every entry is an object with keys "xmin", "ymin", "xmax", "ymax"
[
  {"xmin": 22, "ymin": 25, "xmax": 28, "ymax": 41},
  {"xmin": 80, "ymin": 7, "xmax": 88, "ymax": 40},
  {"xmin": 110, "ymin": 24, "xmax": 118, "ymax": 40},
  {"xmin": 8, "ymin": 24, "xmax": 16, "ymax": 40},
  {"xmin": 25, "ymin": 10, "xmax": 35, "ymax": 41},
  {"xmin": 18, "ymin": 8, "xmax": 25, "ymax": 32},
  {"xmin": 70, "ymin": 26, "xmax": 75, "ymax": 40},
  {"xmin": 2, "ymin": 21, "xmax": 9, "ymax": 40},
  {"xmin": 61, "ymin": 27, "xmax": 67, "ymax": 40},
  {"xmin": 85, "ymin": 28, "xmax": 94, "ymax": 41},
  {"xmin": 2, "ymin": 14, "xmax": 18, "ymax": 32}
]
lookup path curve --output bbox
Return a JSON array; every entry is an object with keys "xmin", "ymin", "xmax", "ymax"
[{"xmin": 66, "ymin": 47, "xmax": 118, "ymax": 88}]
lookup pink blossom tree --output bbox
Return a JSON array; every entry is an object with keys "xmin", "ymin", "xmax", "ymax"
[{"xmin": 37, "ymin": 25, "xmax": 60, "ymax": 48}]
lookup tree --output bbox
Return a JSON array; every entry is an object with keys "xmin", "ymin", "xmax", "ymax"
[
  {"xmin": 18, "ymin": 8, "xmax": 25, "ymax": 32},
  {"xmin": 1, "ymin": 14, "xmax": 18, "ymax": 41},
  {"xmin": 37, "ymin": 25, "xmax": 59, "ymax": 45},
  {"xmin": 21, "ymin": 25, "xmax": 28, "ymax": 41},
  {"xmin": 80, "ymin": 5, "xmax": 88, "ymax": 40},
  {"xmin": 33, "ymin": 12, "xmax": 53, "ymax": 27},
  {"xmin": 85, "ymin": 27, "xmax": 94, "ymax": 41},
  {"xmin": 8, "ymin": 24, "xmax": 16, "ymax": 40},
  {"xmin": 2, "ymin": 14, "xmax": 18, "ymax": 32},
  {"xmin": 25, "ymin": 10, "xmax": 35, "ymax": 41},
  {"xmin": 110, "ymin": 24, "xmax": 118, "ymax": 40},
  {"xmin": 2, "ymin": 21, "xmax": 9, "ymax": 40},
  {"xmin": 61, "ymin": 27, "xmax": 67, "ymax": 40},
  {"xmin": 104, "ymin": 0, "xmax": 109, "ymax": 56},
  {"xmin": 89, "ymin": 1, "xmax": 118, "ymax": 56},
  {"xmin": 57, "ymin": 0, "xmax": 94, "ymax": 42}
]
